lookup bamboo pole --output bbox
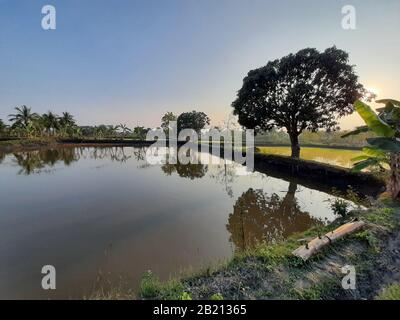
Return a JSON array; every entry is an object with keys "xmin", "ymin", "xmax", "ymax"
[{"xmin": 292, "ymin": 220, "xmax": 366, "ymax": 261}]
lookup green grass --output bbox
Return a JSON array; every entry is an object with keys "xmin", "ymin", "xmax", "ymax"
[
  {"xmin": 139, "ymin": 271, "xmax": 184, "ymax": 300},
  {"xmin": 364, "ymin": 207, "xmax": 396, "ymax": 228},
  {"xmin": 210, "ymin": 293, "xmax": 224, "ymax": 300},
  {"xmin": 376, "ymin": 284, "xmax": 400, "ymax": 300},
  {"xmin": 291, "ymin": 276, "xmax": 342, "ymax": 300}
]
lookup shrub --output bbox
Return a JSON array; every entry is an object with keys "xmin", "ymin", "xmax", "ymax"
[
  {"xmin": 139, "ymin": 271, "xmax": 161, "ymax": 298},
  {"xmin": 180, "ymin": 292, "xmax": 192, "ymax": 300},
  {"xmin": 330, "ymin": 198, "xmax": 350, "ymax": 217}
]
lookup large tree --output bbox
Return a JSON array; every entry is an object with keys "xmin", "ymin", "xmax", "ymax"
[
  {"xmin": 232, "ymin": 47, "xmax": 365, "ymax": 158},
  {"xmin": 177, "ymin": 111, "xmax": 210, "ymax": 133}
]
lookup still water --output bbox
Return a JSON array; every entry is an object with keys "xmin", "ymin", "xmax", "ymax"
[{"xmin": 0, "ymin": 147, "xmax": 349, "ymax": 299}]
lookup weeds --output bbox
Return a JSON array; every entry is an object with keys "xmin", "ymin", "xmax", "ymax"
[
  {"xmin": 376, "ymin": 283, "xmax": 400, "ymax": 300},
  {"xmin": 139, "ymin": 271, "xmax": 185, "ymax": 300}
]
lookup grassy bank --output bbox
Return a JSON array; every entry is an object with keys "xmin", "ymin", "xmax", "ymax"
[{"xmin": 90, "ymin": 200, "xmax": 400, "ymax": 300}]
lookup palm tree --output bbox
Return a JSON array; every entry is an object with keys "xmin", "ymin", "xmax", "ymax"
[
  {"xmin": 104, "ymin": 125, "xmax": 118, "ymax": 138},
  {"xmin": 117, "ymin": 124, "xmax": 132, "ymax": 137},
  {"xmin": 8, "ymin": 105, "xmax": 38, "ymax": 128},
  {"xmin": 59, "ymin": 112, "xmax": 76, "ymax": 128},
  {"xmin": 0, "ymin": 119, "xmax": 7, "ymax": 135},
  {"xmin": 41, "ymin": 111, "xmax": 59, "ymax": 135}
]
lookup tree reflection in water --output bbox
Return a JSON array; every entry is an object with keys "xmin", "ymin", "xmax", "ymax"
[
  {"xmin": 161, "ymin": 163, "xmax": 208, "ymax": 180},
  {"xmin": 226, "ymin": 182, "xmax": 323, "ymax": 251},
  {"xmin": 87, "ymin": 147, "xmax": 131, "ymax": 163},
  {"xmin": 12, "ymin": 148, "xmax": 79, "ymax": 175},
  {"xmin": 11, "ymin": 147, "xmax": 137, "ymax": 175},
  {"xmin": 0, "ymin": 152, "xmax": 5, "ymax": 165},
  {"xmin": 159, "ymin": 147, "xmax": 208, "ymax": 179},
  {"xmin": 208, "ymin": 161, "xmax": 235, "ymax": 198}
]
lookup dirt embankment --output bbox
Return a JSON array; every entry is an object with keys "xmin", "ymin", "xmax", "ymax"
[{"xmin": 253, "ymin": 153, "xmax": 385, "ymax": 198}]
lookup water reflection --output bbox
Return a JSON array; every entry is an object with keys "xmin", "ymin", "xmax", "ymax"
[
  {"xmin": 78, "ymin": 147, "xmax": 132, "ymax": 163},
  {"xmin": 208, "ymin": 162, "xmax": 237, "ymax": 198},
  {"xmin": 6, "ymin": 146, "xmax": 336, "ymax": 247},
  {"xmin": 9, "ymin": 147, "xmax": 138, "ymax": 175},
  {"xmin": 0, "ymin": 152, "xmax": 5, "ymax": 164},
  {"xmin": 226, "ymin": 182, "xmax": 323, "ymax": 251},
  {"xmin": 0, "ymin": 146, "xmax": 354, "ymax": 299},
  {"xmin": 12, "ymin": 148, "xmax": 79, "ymax": 175},
  {"xmin": 161, "ymin": 163, "xmax": 208, "ymax": 179}
]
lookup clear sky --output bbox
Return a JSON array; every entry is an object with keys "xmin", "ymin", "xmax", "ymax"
[{"xmin": 0, "ymin": 0, "xmax": 399, "ymax": 129}]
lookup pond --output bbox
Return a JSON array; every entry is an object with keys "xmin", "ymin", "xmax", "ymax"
[
  {"xmin": 0, "ymin": 146, "xmax": 355, "ymax": 299},
  {"xmin": 256, "ymin": 146, "xmax": 363, "ymax": 168}
]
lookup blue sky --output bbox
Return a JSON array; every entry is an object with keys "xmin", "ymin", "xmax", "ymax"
[{"xmin": 0, "ymin": 0, "xmax": 399, "ymax": 129}]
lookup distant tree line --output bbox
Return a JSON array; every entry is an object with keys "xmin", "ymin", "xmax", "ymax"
[
  {"xmin": 0, "ymin": 105, "xmax": 154, "ymax": 140},
  {"xmin": 0, "ymin": 106, "xmax": 212, "ymax": 141},
  {"xmin": 1, "ymin": 106, "xmax": 78, "ymax": 138}
]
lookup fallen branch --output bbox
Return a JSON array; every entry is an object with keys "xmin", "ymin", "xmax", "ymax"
[{"xmin": 292, "ymin": 220, "xmax": 366, "ymax": 261}]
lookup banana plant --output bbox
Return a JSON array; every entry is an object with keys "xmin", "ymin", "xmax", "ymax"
[{"xmin": 343, "ymin": 99, "xmax": 400, "ymax": 198}]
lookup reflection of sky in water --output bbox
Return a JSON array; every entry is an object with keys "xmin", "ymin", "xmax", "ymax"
[{"xmin": 0, "ymin": 147, "xmax": 352, "ymax": 299}]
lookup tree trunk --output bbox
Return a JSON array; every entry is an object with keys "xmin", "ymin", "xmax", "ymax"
[
  {"xmin": 289, "ymin": 133, "xmax": 300, "ymax": 158},
  {"xmin": 388, "ymin": 152, "xmax": 400, "ymax": 199}
]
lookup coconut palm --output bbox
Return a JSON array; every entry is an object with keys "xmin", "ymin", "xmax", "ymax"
[
  {"xmin": 59, "ymin": 112, "xmax": 76, "ymax": 128},
  {"xmin": 8, "ymin": 105, "xmax": 38, "ymax": 128},
  {"xmin": 133, "ymin": 126, "xmax": 150, "ymax": 140},
  {"xmin": 117, "ymin": 124, "xmax": 132, "ymax": 137},
  {"xmin": 41, "ymin": 111, "xmax": 59, "ymax": 135},
  {"xmin": 0, "ymin": 119, "xmax": 7, "ymax": 136},
  {"xmin": 104, "ymin": 125, "xmax": 118, "ymax": 138}
]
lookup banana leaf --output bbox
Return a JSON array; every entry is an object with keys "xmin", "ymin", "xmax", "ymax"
[
  {"xmin": 362, "ymin": 146, "xmax": 387, "ymax": 158},
  {"xmin": 367, "ymin": 137, "xmax": 400, "ymax": 152},
  {"xmin": 376, "ymin": 99, "xmax": 400, "ymax": 107},
  {"xmin": 351, "ymin": 155, "xmax": 371, "ymax": 162},
  {"xmin": 354, "ymin": 100, "xmax": 395, "ymax": 137},
  {"xmin": 352, "ymin": 157, "xmax": 381, "ymax": 172},
  {"xmin": 341, "ymin": 125, "xmax": 370, "ymax": 138}
]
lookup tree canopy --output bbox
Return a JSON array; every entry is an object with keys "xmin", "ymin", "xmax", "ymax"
[
  {"xmin": 177, "ymin": 111, "xmax": 210, "ymax": 133},
  {"xmin": 0, "ymin": 119, "xmax": 6, "ymax": 133},
  {"xmin": 161, "ymin": 112, "xmax": 177, "ymax": 130},
  {"xmin": 232, "ymin": 47, "xmax": 365, "ymax": 157}
]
